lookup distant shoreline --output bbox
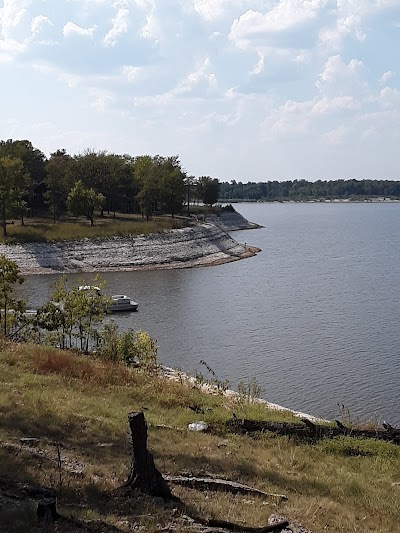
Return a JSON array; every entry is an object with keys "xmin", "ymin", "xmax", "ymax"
[{"xmin": 221, "ymin": 197, "xmax": 400, "ymax": 204}]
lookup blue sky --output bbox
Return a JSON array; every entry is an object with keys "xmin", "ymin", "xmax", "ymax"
[{"xmin": 1, "ymin": 0, "xmax": 400, "ymax": 182}]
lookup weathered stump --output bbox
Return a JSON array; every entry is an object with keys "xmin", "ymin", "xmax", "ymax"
[
  {"xmin": 123, "ymin": 412, "xmax": 173, "ymax": 499},
  {"xmin": 37, "ymin": 499, "xmax": 59, "ymax": 527}
]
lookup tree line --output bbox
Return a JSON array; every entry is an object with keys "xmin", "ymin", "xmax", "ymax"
[
  {"xmin": 0, "ymin": 139, "xmax": 220, "ymax": 237},
  {"xmin": 219, "ymin": 179, "xmax": 400, "ymax": 202}
]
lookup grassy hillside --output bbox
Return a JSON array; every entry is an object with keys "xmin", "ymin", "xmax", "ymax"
[{"xmin": 0, "ymin": 342, "xmax": 399, "ymax": 532}]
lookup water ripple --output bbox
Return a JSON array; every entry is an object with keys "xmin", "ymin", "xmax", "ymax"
[{"xmin": 18, "ymin": 203, "xmax": 400, "ymax": 425}]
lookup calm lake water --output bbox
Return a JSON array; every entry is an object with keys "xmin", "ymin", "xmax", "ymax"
[{"xmin": 18, "ymin": 203, "xmax": 400, "ymax": 425}]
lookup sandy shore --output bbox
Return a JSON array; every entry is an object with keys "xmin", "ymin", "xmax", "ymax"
[{"xmin": 0, "ymin": 222, "xmax": 261, "ymax": 276}]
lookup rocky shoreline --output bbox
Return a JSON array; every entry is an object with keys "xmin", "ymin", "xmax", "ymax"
[
  {"xmin": 0, "ymin": 212, "xmax": 261, "ymax": 276},
  {"xmin": 159, "ymin": 365, "xmax": 327, "ymax": 423}
]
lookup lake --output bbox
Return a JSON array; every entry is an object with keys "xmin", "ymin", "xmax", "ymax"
[{"xmin": 18, "ymin": 202, "xmax": 400, "ymax": 425}]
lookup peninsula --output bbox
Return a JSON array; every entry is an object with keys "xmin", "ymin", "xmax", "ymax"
[{"xmin": 0, "ymin": 210, "xmax": 261, "ymax": 276}]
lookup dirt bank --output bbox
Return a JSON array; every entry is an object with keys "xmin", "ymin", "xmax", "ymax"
[{"xmin": 0, "ymin": 223, "xmax": 261, "ymax": 276}]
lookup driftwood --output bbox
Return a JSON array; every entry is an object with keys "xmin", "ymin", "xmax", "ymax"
[
  {"xmin": 165, "ymin": 475, "xmax": 287, "ymax": 501},
  {"xmin": 122, "ymin": 412, "xmax": 175, "ymax": 499},
  {"xmin": 228, "ymin": 417, "xmax": 400, "ymax": 444}
]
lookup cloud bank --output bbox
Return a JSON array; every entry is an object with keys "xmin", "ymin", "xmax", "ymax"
[{"xmin": 1, "ymin": 0, "xmax": 400, "ymax": 180}]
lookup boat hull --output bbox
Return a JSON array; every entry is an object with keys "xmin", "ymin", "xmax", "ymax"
[{"xmin": 109, "ymin": 302, "xmax": 138, "ymax": 312}]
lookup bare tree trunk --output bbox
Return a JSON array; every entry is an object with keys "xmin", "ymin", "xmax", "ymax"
[
  {"xmin": 123, "ymin": 412, "xmax": 174, "ymax": 499},
  {"xmin": 2, "ymin": 201, "xmax": 7, "ymax": 238}
]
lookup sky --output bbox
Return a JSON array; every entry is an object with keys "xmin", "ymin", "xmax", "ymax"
[{"xmin": 1, "ymin": 1, "xmax": 400, "ymax": 182}]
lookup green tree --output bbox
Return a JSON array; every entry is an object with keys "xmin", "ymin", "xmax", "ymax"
[
  {"xmin": 67, "ymin": 180, "xmax": 105, "ymax": 226},
  {"xmin": 0, "ymin": 156, "xmax": 30, "ymax": 237},
  {"xmin": 37, "ymin": 277, "xmax": 110, "ymax": 351},
  {"xmin": 135, "ymin": 156, "xmax": 160, "ymax": 220},
  {"xmin": 0, "ymin": 139, "xmax": 46, "ymax": 184},
  {"xmin": 0, "ymin": 139, "xmax": 46, "ymax": 216},
  {"xmin": 198, "ymin": 176, "xmax": 220, "ymax": 206},
  {"xmin": 44, "ymin": 150, "xmax": 72, "ymax": 221},
  {"xmin": 159, "ymin": 156, "xmax": 186, "ymax": 217},
  {"xmin": 0, "ymin": 255, "xmax": 25, "ymax": 337}
]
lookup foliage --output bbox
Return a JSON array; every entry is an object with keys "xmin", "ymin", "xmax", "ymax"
[
  {"xmin": 0, "ymin": 156, "xmax": 30, "ymax": 236},
  {"xmin": 127, "ymin": 329, "xmax": 158, "ymax": 369},
  {"xmin": 67, "ymin": 180, "xmax": 105, "ymax": 226},
  {"xmin": 44, "ymin": 150, "xmax": 72, "ymax": 221},
  {"xmin": 198, "ymin": 176, "xmax": 220, "ymax": 206},
  {"xmin": 219, "ymin": 178, "xmax": 400, "ymax": 202},
  {"xmin": 134, "ymin": 155, "xmax": 161, "ymax": 220},
  {"xmin": 97, "ymin": 326, "xmax": 158, "ymax": 370},
  {"xmin": 0, "ymin": 255, "xmax": 25, "ymax": 337},
  {"xmin": 197, "ymin": 359, "xmax": 230, "ymax": 392},
  {"xmin": 159, "ymin": 156, "xmax": 186, "ymax": 216},
  {"xmin": 0, "ymin": 138, "xmax": 223, "ymax": 224},
  {"xmin": 36, "ymin": 276, "xmax": 110, "ymax": 351},
  {"xmin": 0, "ymin": 139, "xmax": 46, "ymax": 185}
]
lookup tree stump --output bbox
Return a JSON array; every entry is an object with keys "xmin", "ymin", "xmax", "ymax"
[
  {"xmin": 123, "ymin": 412, "xmax": 174, "ymax": 499},
  {"xmin": 37, "ymin": 499, "xmax": 59, "ymax": 527}
]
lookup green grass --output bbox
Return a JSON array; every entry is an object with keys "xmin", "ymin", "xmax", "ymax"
[
  {"xmin": 1, "ymin": 214, "xmax": 187, "ymax": 244},
  {"xmin": 0, "ymin": 342, "xmax": 399, "ymax": 532}
]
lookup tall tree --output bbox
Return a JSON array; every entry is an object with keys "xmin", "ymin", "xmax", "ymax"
[
  {"xmin": 0, "ymin": 156, "xmax": 30, "ymax": 237},
  {"xmin": 44, "ymin": 150, "xmax": 72, "ymax": 222},
  {"xmin": 0, "ymin": 139, "xmax": 46, "ymax": 215},
  {"xmin": 134, "ymin": 156, "xmax": 160, "ymax": 220},
  {"xmin": 198, "ymin": 176, "xmax": 220, "ymax": 206},
  {"xmin": 0, "ymin": 139, "xmax": 46, "ymax": 184},
  {"xmin": 67, "ymin": 180, "xmax": 105, "ymax": 226},
  {"xmin": 159, "ymin": 156, "xmax": 186, "ymax": 217}
]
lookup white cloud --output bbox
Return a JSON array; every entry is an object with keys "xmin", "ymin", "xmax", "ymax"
[
  {"xmin": 192, "ymin": 0, "xmax": 230, "ymax": 21},
  {"xmin": 63, "ymin": 21, "xmax": 96, "ymax": 38},
  {"xmin": 0, "ymin": 0, "xmax": 30, "ymax": 39},
  {"xmin": 103, "ymin": 7, "xmax": 129, "ymax": 46},
  {"xmin": 323, "ymin": 124, "xmax": 347, "ymax": 145},
  {"xmin": 312, "ymin": 95, "xmax": 360, "ymax": 114},
  {"xmin": 1, "ymin": 0, "xmax": 400, "ymax": 180},
  {"xmin": 30, "ymin": 15, "xmax": 53, "ymax": 36},
  {"xmin": 379, "ymin": 70, "xmax": 394, "ymax": 86},
  {"xmin": 249, "ymin": 50, "xmax": 265, "ymax": 76},
  {"xmin": 378, "ymin": 86, "xmax": 400, "ymax": 108},
  {"xmin": 121, "ymin": 65, "xmax": 143, "ymax": 82},
  {"xmin": 173, "ymin": 57, "xmax": 217, "ymax": 95},
  {"xmin": 32, "ymin": 61, "xmax": 82, "ymax": 88},
  {"xmin": 230, "ymin": 1, "xmax": 328, "ymax": 50},
  {"xmin": 0, "ymin": 36, "xmax": 25, "ymax": 53},
  {"xmin": 315, "ymin": 55, "xmax": 366, "ymax": 96},
  {"xmin": 191, "ymin": 0, "xmax": 264, "ymax": 22},
  {"xmin": 90, "ymin": 88, "xmax": 114, "ymax": 110}
]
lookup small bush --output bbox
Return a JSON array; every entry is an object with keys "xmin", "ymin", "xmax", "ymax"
[{"xmin": 33, "ymin": 350, "xmax": 94, "ymax": 380}]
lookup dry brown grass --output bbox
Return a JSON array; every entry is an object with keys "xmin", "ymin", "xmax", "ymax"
[
  {"xmin": 1, "ymin": 213, "xmax": 186, "ymax": 243},
  {"xmin": 0, "ymin": 343, "xmax": 399, "ymax": 532}
]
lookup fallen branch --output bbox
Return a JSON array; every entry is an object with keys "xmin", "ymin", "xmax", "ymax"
[
  {"xmin": 194, "ymin": 516, "xmax": 289, "ymax": 532},
  {"xmin": 228, "ymin": 418, "xmax": 400, "ymax": 444},
  {"xmin": 165, "ymin": 475, "xmax": 287, "ymax": 501}
]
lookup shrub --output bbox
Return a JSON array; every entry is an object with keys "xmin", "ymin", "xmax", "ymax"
[{"xmin": 96, "ymin": 326, "xmax": 158, "ymax": 370}]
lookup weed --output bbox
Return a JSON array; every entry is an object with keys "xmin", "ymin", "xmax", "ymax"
[{"xmin": 198, "ymin": 360, "xmax": 229, "ymax": 392}]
